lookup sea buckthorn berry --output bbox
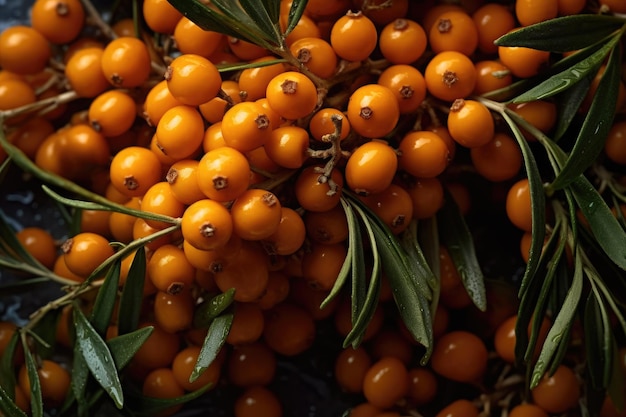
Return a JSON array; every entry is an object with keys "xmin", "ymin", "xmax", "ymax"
[
  {"xmin": 234, "ymin": 385, "xmax": 283, "ymax": 417},
  {"xmin": 181, "ymin": 199, "xmax": 233, "ymax": 251},
  {"xmin": 230, "ymin": 189, "xmax": 283, "ymax": 241},
  {"xmin": 112, "ymin": 18, "xmax": 139, "ymax": 38},
  {"xmin": 134, "ymin": 217, "xmax": 173, "ymax": 252},
  {"xmin": 257, "ymin": 271, "xmax": 290, "ymax": 310},
  {"xmin": 435, "ymin": 399, "xmax": 479, "ymax": 417},
  {"xmin": 61, "ymin": 232, "xmax": 114, "ymax": 278},
  {"xmin": 30, "ymin": 0, "xmax": 85, "ymax": 44},
  {"xmin": 425, "ymin": 51, "xmax": 477, "ymax": 102},
  {"xmin": 101, "ymin": 36, "xmax": 151, "ymax": 88},
  {"xmin": 472, "ymin": 4, "xmax": 516, "ymax": 55},
  {"xmin": 221, "ymin": 101, "xmax": 274, "ymax": 152},
  {"xmin": 265, "ymin": 125, "xmax": 310, "ymax": 169},
  {"xmin": 377, "ymin": 64, "xmax": 427, "ymax": 115},
  {"xmin": 506, "ymin": 178, "xmax": 532, "ymax": 232},
  {"xmin": 295, "ymin": 165, "xmax": 344, "ymax": 212},
  {"xmin": 348, "ymin": 403, "xmax": 382, "ymax": 417},
  {"xmin": 305, "ymin": 204, "xmax": 349, "ymax": 244},
  {"xmin": 266, "ymin": 71, "xmax": 318, "ymax": 120},
  {"xmin": 406, "ymin": 177, "xmax": 445, "ymax": 220},
  {"xmin": 88, "ymin": 89, "xmax": 137, "ymax": 137},
  {"xmin": 330, "ymin": 11, "xmax": 377, "ymax": 62},
  {"xmin": 301, "ymin": 242, "xmax": 347, "ymax": 291},
  {"xmin": 359, "ymin": 183, "xmax": 413, "ymax": 234},
  {"xmin": 422, "ymin": 4, "xmax": 465, "ymax": 34},
  {"xmin": 283, "ymin": 13, "xmax": 321, "ymax": 47},
  {"xmin": 335, "ymin": 346, "xmax": 372, "ymax": 393},
  {"xmin": 174, "ymin": 17, "xmax": 223, "ymax": 58},
  {"xmin": 429, "ymin": 10, "xmax": 478, "ymax": 56},
  {"xmin": 227, "ymin": 341, "xmax": 277, "ymax": 387},
  {"xmin": 227, "ymin": 302, "xmax": 265, "ymax": 345},
  {"xmin": 197, "ymin": 146, "xmax": 251, "ymax": 202},
  {"xmin": 263, "ymin": 302, "xmax": 316, "ymax": 356},
  {"xmin": 431, "ymin": 330, "xmax": 488, "ymax": 383},
  {"xmin": 0, "ymin": 26, "xmax": 51, "ymax": 74},
  {"xmin": 246, "ymin": 146, "xmax": 281, "ymax": 176},
  {"xmin": 531, "ymin": 365, "xmax": 580, "ymax": 414},
  {"xmin": 605, "ymin": 121, "xmax": 626, "ymax": 165},
  {"xmin": 447, "ymin": 99, "xmax": 494, "ymax": 148},
  {"xmin": 154, "ymin": 290, "xmax": 194, "ymax": 333},
  {"xmin": 165, "ymin": 54, "xmax": 222, "ymax": 106},
  {"xmin": 398, "ymin": 130, "xmax": 450, "ymax": 178},
  {"xmin": 363, "ymin": 356, "xmax": 409, "ymax": 409},
  {"xmin": 379, "ymin": 19, "xmax": 427, "ymax": 65},
  {"xmin": 57, "ymin": 123, "xmax": 110, "ymax": 168},
  {"xmin": 155, "ymin": 105, "xmax": 205, "ymax": 160},
  {"xmin": 110, "ymin": 146, "xmax": 163, "ymax": 197},
  {"xmin": 309, "ymin": 108, "xmax": 350, "ymax": 142},
  {"xmin": 407, "ymin": 367, "xmax": 438, "ymax": 406},
  {"xmin": 369, "ymin": 329, "xmax": 413, "ymax": 365},
  {"xmin": 166, "ymin": 159, "xmax": 205, "ymax": 205},
  {"xmin": 304, "ymin": 0, "xmax": 350, "ymax": 20},
  {"xmin": 290, "ymin": 37, "xmax": 337, "ymax": 79},
  {"xmin": 473, "ymin": 60, "xmax": 513, "ymax": 95},
  {"xmin": 494, "ymin": 314, "xmax": 551, "ymax": 363},
  {"xmin": 16, "ymin": 227, "xmax": 57, "ymax": 269},
  {"xmin": 356, "ymin": 0, "xmax": 409, "ymax": 25},
  {"xmin": 147, "ymin": 244, "xmax": 196, "ymax": 294},
  {"xmin": 471, "ymin": 132, "xmax": 522, "ymax": 182},
  {"xmin": 142, "ymin": 368, "xmax": 185, "ymax": 416},
  {"xmin": 79, "ymin": 209, "xmax": 112, "ymax": 237},
  {"xmin": 347, "ymin": 84, "xmax": 400, "ymax": 138},
  {"xmin": 263, "ymin": 207, "xmax": 306, "ymax": 256},
  {"xmin": 498, "ymin": 44, "xmax": 550, "ymax": 79},
  {"xmin": 508, "ymin": 100, "xmax": 557, "ymax": 141},
  {"xmin": 345, "ymin": 140, "xmax": 398, "ymax": 195},
  {"xmin": 18, "ymin": 359, "xmax": 71, "ymax": 408},
  {"xmin": 172, "ymin": 345, "xmax": 221, "ymax": 392},
  {"xmin": 516, "ymin": 0, "xmax": 558, "ymax": 27},
  {"xmin": 509, "ymin": 403, "xmax": 549, "ymax": 417},
  {"xmin": 214, "ymin": 241, "xmax": 270, "ymax": 302},
  {"xmin": 199, "ymin": 79, "xmax": 241, "ymax": 124},
  {"xmin": 64, "ymin": 46, "xmax": 109, "ymax": 98},
  {"xmin": 0, "ymin": 79, "xmax": 37, "ymax": 117},
  {"xmin": 228, "ymin": 37, "xmax": 268, "ymax": 61},
  {"xmin": 0, "ymin": 321, "xmax": 19, "ymax": 358},
  {"xmin": 202, "ymin": 122, "xmax": 226, "ymax": 152},
  {"xmin": 143, "ymin": 0, "xmax": 183, "ymax": 34},
  {"xmin": 234, "ymin": 57, "xmax": 282, "ymax": 102}
]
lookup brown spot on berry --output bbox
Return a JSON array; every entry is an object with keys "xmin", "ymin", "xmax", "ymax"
[
  {"xmin": 110, "ymin": 73, "xmax": 123, "ymax": 86},
  {"xmin": 163, "ymin": 66, "xmax": 173, "ymax": 81},
  {"xmin": 124, "ymin": 175, "xmax": 139, "ymax": 190},
  {"xmin": 437, "ymin": 18, "xmax": 452, "ymax": 33},
  {"xmin": 255, "ymin": 114, "xmax": 270, "ymax": 130},
  {"xmin": 450, "ymin": 98, "xmax": 465, "ymax": 112},
  {"xmin": 167, "ymin": 282, "xmax": 184, "ymax": 295},
  {"xmin": 61, "ymin": 238, "xmax": 73, "ymax": 254},
  {"xmin": 393, "ymin": 18, "xmax": 408, "ymax": 30},
  {"xmin": 281, "ymin": 79, "xmax": 298, "ymax": 95},
  {"xmin": 443, "ymin": 70, "xmax": 459, "ymax": 87},
  {"xmin": 392, "ymin": 215, "xmax": 406, "ymax": 228},
  {"xmin": 400, "ymin": 85, "xmax": 414, "ymax": 99},
  {"xmin": 200, "ymin": 222, "xmax": 216, "ymax": 238},
  {"xmin": 297, "ymin": 48, "xmax": 312, "ymax": 64},
  {"xmin": 166, "ymin": 168, "xmax": 178, "ymax": 184},
  {"xmin": 262, "ymin": 192, "xmax": 278, "ymax": 207},
  {"xmin": 359, "ymin": 106, "xmax": 373, "ymax": 119},
  {"xmin": 213, "ymin": 175, "xmax": 228, "ymax": 190},
  {"xmin": 55, "ymin": 2, "xmax": 69, "ymax": 16}
]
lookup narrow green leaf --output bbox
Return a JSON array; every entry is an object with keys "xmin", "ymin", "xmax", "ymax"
[
  {"xmin": 90, "ymin": 260, "xmax": 121, "ymax": 336},
  {"xmin": 0, "ymin": 331, "xmax": 19, "ymax": 398},
  {"xmin": 217, "ymin": 58, "xmax": 287, "ymax": 73},
  {"xmin": 349, "ymin": 202, "xmax": 367, "ymax": 336},
  {"xmin": 550, "ymin": 47, "xmax": 621, "ymax": 190},
  {"xmin": 401, "ymin": 220, "xmax": 437, "ymax": 298},
  {"xmin": 0, "ymin": 383, "xmax": 27, "ymax": 417},
  {"xmin": 0, "ymin": 210, "xmax": 44, "ymax": 266},
  {"xmin": 73, "ymin": 307, "xmax": 124, "ymax": 409},
  {"xmin": 191, "ymin": 314, "xmax": 232, "ymax": 383},
  {"xmin": 512, "ymin": 34, "xmax": 617, "ymax": 103},
  {"xmin": 239, "ymin": 0, "xmax": 282, "ymax": 45},
  {"xmin": 501, "ymin": 110, "xmax": 546, "ymax": 296},
  {"xmin": 584, "ymin": 288, "xmax": 612, "ymax": 390},
  {"xmin": 531, "ymin": 247, "xmax": 583, "ymax": 387},
  {"xmin": 284, "ymin": 0, "xmax": 308, "ymax": 36},
  {"xmin": 22, "ymin": 344, "xmax": 43, "ymax": 417},
  {"xmin": 570, "ymin": 177, "xmax": 626, "ymax": 270},
  {"xmin": 117, "ymin": 249, "xmax": 147, "ymax": 335},
  {"xmin": 494, "ymin": 14, "xmax": 625, "ymax": 52},
  {"xmin": 125, "ymin": 383, "xmax": 212, "ymax": 416},
  {"xmin": 107, "ymin": 326, "xmax": 154, "ymax": 370},
  {"xmin": 437, "ymin": 191, "xmax": 486, "ymax": 311},
  {"xmin": 344, "ymin": 201, "xmax": 382, "ymax": 348},
  {"xmin": 71, "ymin": 343, "xmax": 90, "ymax": 413},
  {"xmin": 320, "ymin": 199, "xmax": 355, "ymax": 309},
  {"xmin": 193, "ymin": 288, "xmax": 236, "ymax": 328},
  {"xmin": 416, "ymin": 217, "xmax": 440, "ymax": 284},
  {"xmin": 553, "ymin": 71, "xmax": 595, "ymax": 141},
  {"xmin": 31, "ymin": 311, "xmax": 58, "ymax": 359}
]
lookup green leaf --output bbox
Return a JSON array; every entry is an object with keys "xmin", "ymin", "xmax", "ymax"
[
  {"xmin": 0, "ymin": 210, "xmax": 44, "ymax": 266},
  {"xmin": 193, "ymin": 288, "xmax": 236, "ymax": 328},
  {"xmin": 549, "ymin": 47, "xmax": 621, "ymax": 191},
  {"xmin": 73, "ymin": 307, "xmax": 124, "ymax": 409},
  {"xmin": 239, "ymin": 0, "xmax": 281, "ymax": 45},
  {"xmin": 531, "ymin": 247, "xmax": 583, "ymax": 387},
  {"xmin": 494, "ymin": 14, "xmax": 625, "ymax": 52},
  {"xmin": 125, "ymin": 382, "xmax": 213, "ymax": 416},
  {"xmin": 22, "ymin": 343, "xmax": 43, "ymax": 417},
  {"xmin": 570, "ymin": 177, "xmax": 626, "ymax": 270},
  {"xmin": 348, "ymin": 201, "xmax": 367, "ymax": 339},
  {"xmin": 552, "ymin": 71, "xmax": 595, "ymax": 141},
  {"xmin": 71, "ymin": 343, "xmax": 90, "ymax": 414},
  {"xmin": 107, "ymin": 326, "xmax": 154, "ymax": 370},
  {"xmin": 511, "ymin": 34, "xmax": 618, "ymax": 103},
  {"xmin": 0, "ymin": 383, "xmax": 27, "ymax": 417},
  {"xmin": 191, "ymin": 314, "xmax": 232, "ymax": 383},
  {"xmin": 584, "ymin": 288, "xmax": 612, "ymax": 390},
  {"xmin": 216, "ymin": 58, "xmax": 287, "ymax": 73},
  {"xmin": 437, "ymin": 190, "xmax": 486, "ymax": 311},
  {"xmin": 284, "ymin": 0, "xmax": 308, "ymax": 36},
  {"xmin": 117, "ymin": 249, "xmax": 147, "ymax": 335},
  {"xmin": 90, "ymin": 260, "xmax": 121, "ymax": 335},
  {"xmin": 401, "ymin": 220, "xmax": 437, "ymax": 299},
  {"xmin": 0, "ymin": 331, "xmax": 19, "ymax": 400},
  {"xmin": 31, "ymin": 311, "xmax": 58, "ymax": 359},
  {"xmin": 343, "ymin": 201, "xmax": 382, "ymax": 348},
  {"xmin": 501, "ymin": 110, "xmax": 546, "ymax": 296}
]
